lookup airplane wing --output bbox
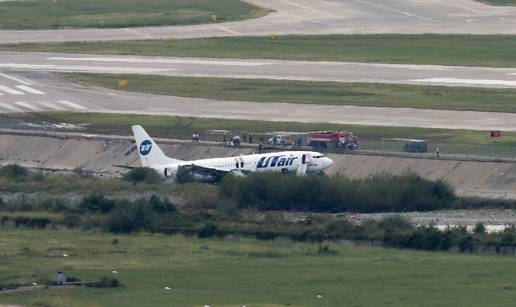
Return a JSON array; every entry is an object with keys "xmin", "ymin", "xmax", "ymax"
[
  {"xmin": 181, "ymin": 164, "xmax": 248, "ymax": 181},
  {"xmin": 113, "ymin": 164, "xmax": 139, "ymax": 170},
  {"xmin": 189, "ymin": 164, "xmax": 231, "ymax": 175}
]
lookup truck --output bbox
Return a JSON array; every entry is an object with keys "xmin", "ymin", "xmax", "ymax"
[{"xmin": 307, "ymin": 131, "xmax": 358, "ymax": 150}]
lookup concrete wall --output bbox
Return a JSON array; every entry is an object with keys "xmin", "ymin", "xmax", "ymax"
[{"xmin": 1, "ymin": 134, "xmax": 516, "ymax": 199}]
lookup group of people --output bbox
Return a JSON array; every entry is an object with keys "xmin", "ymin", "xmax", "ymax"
[
  {"xmin": 192, "ymin": 132, "xmax": 200, "ymax": 143},
  {"xmin": 222, "ymin": 134, "xmax": 242, "ymax": 147}
]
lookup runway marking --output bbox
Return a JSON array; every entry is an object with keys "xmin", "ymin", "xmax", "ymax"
[
  {"xmin": 56, "ymin": 100, "xmax": 87, "ymax": 110},
  {"xmin": 0, "ymin": 85, "xmax": 24, "ymax": 95},
  {"xmin": 0, "ymin": 102, "xmax": 22, "ymax": 112},
  {"xmin": 277, "ymin": 0, "xmax": 342, "ymax": 19},
  {"xmin": 12, "ymin": 101, "xmax": 42, "ymax": 111},
  {"xmin": 0, "ymin": 73, "xmax": 31, "ymax": 85},
  {"xmin": 15, "ymin": 85, "xmax": 45, "ymax": 95},
  {"xmin": 48, "ymin": 57, "xmax": 272, "ymax": 66},
  {"xmin": 413, "ymin": 78, "xmax": 516, "ymax": 87},
  {"xmin": 32, "ymin": 100, "xmax": 65, "ymax": 110},
  {"xmin": 214, "ymin": 25, "xmax": 242, "ymax": 36},
  {"xmin": 0, "ymin": 63, "xmax": 170, "ymax": 73},
  {"xmin": 350, "ymin": 0, "xmax": 436, "ymax": 22}
]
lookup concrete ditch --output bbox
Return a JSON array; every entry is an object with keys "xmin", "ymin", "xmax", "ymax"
[{"xmin": 1, "ymin": 131, "xmax": 516, "ymax": 199}]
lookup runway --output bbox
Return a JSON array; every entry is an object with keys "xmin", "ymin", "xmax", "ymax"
[
  {"xmin": 2, "ymin": 0, "xmax": 516, "ymax": 43},
  {"xmin": 2, "ymin": 70, "xmax": 516, "ymax": 132},
  {"xmin": 2, "ymin": 52, "xmax": 516, "ymax": 88}
]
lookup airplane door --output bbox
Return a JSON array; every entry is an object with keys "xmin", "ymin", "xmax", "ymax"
[{"xmin": 302, "ymin": 154, "xmax": 306, "ymax": 164}]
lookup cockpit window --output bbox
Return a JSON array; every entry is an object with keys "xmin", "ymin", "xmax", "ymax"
[{"xmin": 313, "ymin": 155, "xmax": 325, "ymax": 159}]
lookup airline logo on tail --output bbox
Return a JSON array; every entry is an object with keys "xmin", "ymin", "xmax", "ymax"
[{"xmin": 139, "ymin": 140, "xmax": 153, "ymax": 156}]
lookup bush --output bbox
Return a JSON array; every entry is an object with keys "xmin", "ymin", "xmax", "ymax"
[
  {"xmin": 79, "ymin": 194, "xmax": 115, "ymax": 213},
  {"xmin": 106, "ymin": 195, "xmax": 179, "ymax": 233},
  {"xmin": 123, "ymin": 167, "xmax": 161, "ymax": 184},
  {"xmin": 457, "ymin": 197, "xmax": 516, "ymax": 209},
  {"xmin": 219, "ymin": 173, "xmax": 456, "ymax": 213},
  {"xmin": 149, "ymin": 195, "xmax": 176, "ymax": 213},
  {"xmin": 87, "ymin": 276, "xmax": 120, "ymax": 288},
  {"xmin": 197, "ymin": 223, "xmax": 218, "ymax": 238},
  {"xmin": 0, "ymin": 164, "xmax": 28, "ymax": 181}
]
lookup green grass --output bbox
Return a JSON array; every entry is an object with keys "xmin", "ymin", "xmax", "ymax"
[
  {"xmin": 61, "ymin": 72, "xmax": 516, "ymax": 113},
  {"xmin": 2, "ymin": 229, "xmax": 516, "ymax": 307},
  {"xmin": 0, "ymin": 0, "xmax": 268, "ymax": 29},
  {"xmin": 480, "ymin": 0, "xmax": 516, "ymax": 5},
  {"xmin": 4, "ymin": 34, "xmax": 516, "ymax": 67},
  {"xmin": 3, "ymin": 112, "xmax": 516, "ymax": 158}
]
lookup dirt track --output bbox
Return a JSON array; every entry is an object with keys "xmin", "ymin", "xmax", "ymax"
[{"xmin": 1, "ymin": 133, "xmax": 516, "ymax": 199}]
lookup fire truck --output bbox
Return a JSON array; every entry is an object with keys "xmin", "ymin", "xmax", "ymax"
[{"xmin": 307, "ymin": 131, "xmax": 359, "ymax": 150}]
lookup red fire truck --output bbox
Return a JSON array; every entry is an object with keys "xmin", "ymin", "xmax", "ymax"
[{"xmin": 307, "ymin": 131, "xmax": 359, "ymax": 150}]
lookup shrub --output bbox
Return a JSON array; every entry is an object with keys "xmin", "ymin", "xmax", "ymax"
[
  {"xmin": 0, "ymin": 164, "xmax": 28, "ymax": 181},
  {"xmin": 79, "ymin": 194, "xmax": 115, "ymax": 213},
  {"xmin": 197, "ymin": 223, "xmax": 218, "ymax": 238},
  {"xmin": 123, "ymin": 167, "xmax": 161, "ymax": 184},
  {"xmin": 149, "ymin": 195, "xmax": 176, "ymax": 213},
  {"xmin": 106, "ymin": 200, "xmax": 147, "ymax": 233},
  {"xmin": 219, "ymin": 173, "xmax": 456, "ymax": 213},
  {"xmin": 459, "ymin": 235, "xmax": 474, "ymax": 253},
  {"xmin": 87, "ymin": 276, "xmax": 120, "ymax": 288},
  {"xmin": 106, "ymin": 196, "xmax": 178, "ymax": 233}
]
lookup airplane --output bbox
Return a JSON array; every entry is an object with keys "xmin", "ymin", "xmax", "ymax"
[{"xmin": 132, "ymin": 125, "xmax": 334, "ymax": 182}]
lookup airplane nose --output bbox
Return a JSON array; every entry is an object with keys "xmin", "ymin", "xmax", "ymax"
[{"xmin": 325, "ymin": 157, "xmax": 333, "ymax": 169}]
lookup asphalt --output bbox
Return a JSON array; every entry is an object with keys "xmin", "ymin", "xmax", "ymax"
[
  {"xmin": 2, "ymin": 0, "xmax": 516, "ymax": 43},
  {"xmin": 2, "ymin": 52, "xmax": 516, "ymax": 88},
  {"xmin": 2, "ymin": 70, "xmax": 516, "ymax": 131}
]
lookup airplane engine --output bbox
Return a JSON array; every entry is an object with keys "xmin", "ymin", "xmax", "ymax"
[
  {"xmin": 163, "ymin": 166, "xmax": 179, "ymax": 180},
  {"xmin": 230, "ymin": 170, "xmax": 246, "ymax": 177}
]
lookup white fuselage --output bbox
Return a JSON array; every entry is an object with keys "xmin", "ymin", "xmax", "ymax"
[{"xmin": 158, "ymin": 151, "xmax": 333, "ymax": 180}]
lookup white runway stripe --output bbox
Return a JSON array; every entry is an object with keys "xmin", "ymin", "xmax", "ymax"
[
  {"xmin": 32, "ymin": 100, "xmax": 65, "ymax": 110},
  {"xmin": 413, "ymin": 78, "xmax": 516, "ymax": 87},
  {"xmin": 56, "ymin": 100, "xmax": 87, "ymax": 110},
  {"xmin": 0, "ymin": 73, "xmax": 31, "ymax": 85},
  {"xmin": 0, "ymin": 103, "xmax": 23, "ymax": 112},
  {"xmin": 12, "ymin": 101, "xmax": 42, "ymax": 111},
  {"xmin": 0, "ymin": 85, "xmax": 24, "ymax": 95},
  {"xmin": 15, "ymin": 85, "xmax": 45, "ymax": 95},
  {"xmin": 48, "ymin": 56, "xmax": 272, "ymax": 66}
]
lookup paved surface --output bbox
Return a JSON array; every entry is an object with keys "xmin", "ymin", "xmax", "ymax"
[
  {"xmin": 2, "ymin": 52, "xmax": 516, "ymax": 88},
  {"xmin": 2, "ymin": 0, "xmax": 516, "ymax": 43},
  {"xmin": 2, "ymin": 70, "xmax": 516, "ymax": 131}
]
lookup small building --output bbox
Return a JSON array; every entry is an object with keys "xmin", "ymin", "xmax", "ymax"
[{"xmin": 403, "ymin": 139, "xmax": 428, "ymax": 153}]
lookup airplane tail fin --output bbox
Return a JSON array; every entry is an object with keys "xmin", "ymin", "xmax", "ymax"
[{"xmin": 132, "ymin": 125, "xmax": 184, "ymax": 167}]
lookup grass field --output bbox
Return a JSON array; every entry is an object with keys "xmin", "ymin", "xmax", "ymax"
[
  {"xmin": 4, "ymin": 112, "xmax": 516, "ymax": 144},
  {"xmin": 3, "ymin": 112, "xmax": 516, "ymax": 158},
  {"xmin": 61, "ymin": 73, "xmax": 516, "ymax": 113},
  {"xmin": 1, "ymin": 229, "xmax": 516, "ymax": 307},
  {"xmin": 0, "ymin": 0, "xmax": 267, "ymax": 29},
  {"xmin": 3, "ymin": 34, "xmax": 516, "ymax": 67},
  {"xmin": 480, "ymin": 0, "xmax": 516, "ymax": 5}
]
